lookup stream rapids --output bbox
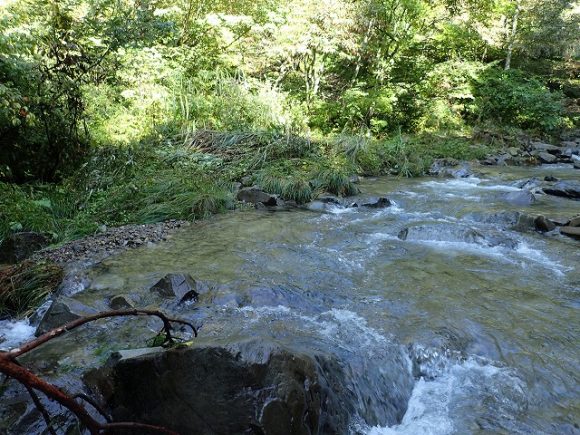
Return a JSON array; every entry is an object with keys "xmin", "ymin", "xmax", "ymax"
[{"xmin": 1, "ymin": 164, "xmax": 579, "ymax": 434}]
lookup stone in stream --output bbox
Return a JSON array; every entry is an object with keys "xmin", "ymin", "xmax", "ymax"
[
  {"xmin": 574, "ymin": 160, "xmax": 580, "ymax": 170},
  {"xmin": 236, "ymin": 186, "xmax": 279, "ymax": 206},
  {"xmin": 429, "ymin": 159, "xmax": 472, "ymax": 178},
  {"xmin": 350, "ymin": 197, "xmax": 392, "ymax": 208},
  {"xmin": 534, "ymin": 216, "xmax": 556, "ymax": 233},
  {"xmin": 109, "ymin": 294, "xmax": 134, "ymax": 310},
  {"xmin": 543, "ymin": 181, "xmax": 580, "ymax": 200},
  {"xmin": 316, "ymin": 193, "xmax": 341, "ymax": 204},
  {"xmin": 35, "ymin": 297, "xmax": 97, "ymax": 336},
  {"xmin": 397, "ymin": 223, "xmax": 518, "ymax": 249},
  {"xmin": 560, "ymin": 226, "xmax": 580, "ymax": 240},
  {"xmin": 85, "ymin": 339, "xmax": 414, "ymax": 435},
  {"xmin": 0, "ymin": 232, "xmax": 50, "ymax": 264},
  {"xmin": 503, "ymin": 190, "xmax": 536, "ymax": 206},
  {"xmin": 568, "ymin": 216, "xmax": 580, "ymax": 227},
  {"xmin": 150, "ymin": 273, "xmax": 200, "ymax": 303},
  {"xmin": 537, "ymin": 152, "xmax": 557, "ymax": 164}
]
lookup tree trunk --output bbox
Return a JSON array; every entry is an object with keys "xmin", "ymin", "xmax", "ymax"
[{"xmin": 505, "ymin": 0, "xmax": 521, "ymax": 70}]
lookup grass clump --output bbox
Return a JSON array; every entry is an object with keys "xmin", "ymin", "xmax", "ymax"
[{"xmin": 0, "ymin": 261, "xmax": 64, "ymax": 318}]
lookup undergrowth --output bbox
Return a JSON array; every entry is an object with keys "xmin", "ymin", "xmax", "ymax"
[{"xmin": 0, "ymin": 129, "xmax": 505, "ymax": 245}]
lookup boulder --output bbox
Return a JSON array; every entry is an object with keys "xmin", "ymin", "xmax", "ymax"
[
  {"xmin": 150, "ymin": 273, "xmax": 200, "ymax": 303},
  {"xmin": 503, "ymin": 190, "xmax": 536, "ymax": 206},
  {"xmin": 237, "ymin": 187, "xmax": 279, "ymax": 206},
  {"xmin": 36, "ymin": 297, "xmax": 97, "ymax": 336},
  {"xmin": 0, "ymin": 232, "xmax": 50, "ymax": 264},
  {"xmin": 537, "ymin": 152, "xmax": 557, "ymax": 164},
  {"xmin": 574, "ymin": 161, "xmax": 580, "ymax": 170},
  {"xmin": 534, "ymin": 216, "xmax": 556, "ymax": 233},
  {"xmin": 86, "ymin": 339, "xmax": 414, "ymax": 435},
  {"xmin": 569, "ymin": 216, "xmax": 580, "ymax": 227},
  {"xmin": 531, "ymin": 142, "xmax": 561, "ymax": 154},
  {"xmin": 560, "ymin": 226, "xmax": 580, "ymax": 240},
  {"xmin": 544, "ymin": 175, "xmax": 559, "ymax": 182},
  {"xmin": 544, "ymin": 181, "xmax": 580, "ymax": 200},
  {"xmin": 429, "ymin": 160, "xmax": 472, "ymax": 178},
  {"xmin": 351, "ymin": 197, "xmax": 392, "ymax": 208},
  {"xmin": 109, "ymin": 295, "xmax": 134, "ymax": 310}
]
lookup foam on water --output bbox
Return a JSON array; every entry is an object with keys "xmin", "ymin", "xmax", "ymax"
[
  {"xmin": 394, "ymin": 237, "xmax": 569, "ymax": 277},
  {"xmin": 0, "ymin": 319, "xmax": 36, "ymax": 350},
  {"xmin": 359, "ymin": 358, "xmax": 526, "ymax": 435},
  {"xmin": 422, "ymin": 177, "xmax": 520, "ymax": 192}
]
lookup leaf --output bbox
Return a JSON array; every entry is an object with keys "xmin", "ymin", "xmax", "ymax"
[
  {"xmin": 9, "ymin": 222, "xmax": 23, "ymax": 232},
  {"xmin": 32, "ymin": 198, "xmax": 52, "ymax": 209}
]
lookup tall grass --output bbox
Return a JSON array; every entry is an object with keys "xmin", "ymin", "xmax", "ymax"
[{"xmin": 0, "ymin": 261, "xmax": 63, "ymax": 318}]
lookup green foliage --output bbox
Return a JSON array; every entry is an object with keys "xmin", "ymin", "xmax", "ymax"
[
  {"xmin": 0, "ymin": 0, "xmax": 577, "ymax": 246},
  {"xmin": 473, "ymin": 69, "xmax": 565, "ymax": 132}
]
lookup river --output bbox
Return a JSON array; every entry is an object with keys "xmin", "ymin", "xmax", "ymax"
[{"xmin": 2, "ymin": 164, "xmax": 579, "ymax": 434}]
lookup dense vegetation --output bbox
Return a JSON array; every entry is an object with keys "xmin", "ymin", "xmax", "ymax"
[{"xmin": 0, "ymin": 0, "xmax": 578, "ymax": 245}]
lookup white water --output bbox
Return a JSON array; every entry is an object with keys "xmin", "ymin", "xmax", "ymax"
[{"xmin": 0, "ymin": 319, "xmax": 35, "ymax": 351}]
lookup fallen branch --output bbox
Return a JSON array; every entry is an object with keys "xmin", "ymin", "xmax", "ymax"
[{"xmin": 0, "ymin": 309, "xmax": 197, "ymax": 434}]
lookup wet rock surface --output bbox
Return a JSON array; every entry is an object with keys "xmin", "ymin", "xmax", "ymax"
[
  {"xmin": 87, "ymin": 339, "xmax": 413, "ymax": 435},
  {"xmin": 543, "ymin": 181, "xmax": 580, "ymax": 200},
  {"xmin": 503, "ymin": 190, "xmax": 536, "ymax": 206},
  {"xmin": 35, "ymin": 297, "xmax": 97, "ymax": 336},
  {"xmin": 150, "ymin": 273, "xmax": 200, "ymax": 303}
]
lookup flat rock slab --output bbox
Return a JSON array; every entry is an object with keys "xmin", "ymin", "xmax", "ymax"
[
  {"xmin": 544, "ymin": 181, "xmax": 580, "ymax": 200},
  {"xmin": 560, "ymin": 226, "xmax": 580, "ymax": 240}
]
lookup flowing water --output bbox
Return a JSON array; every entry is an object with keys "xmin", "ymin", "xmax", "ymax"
[{"xmin": 2, "ymin": 165, "xmax": 579, "ymax": 434}]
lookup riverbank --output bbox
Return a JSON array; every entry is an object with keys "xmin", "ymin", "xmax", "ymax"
[
  {"xmin": 1, "ymin": 128, "xmax": 579, "ymax": 317},
  {"xmin": 2, "ymin": 127, "xmax": 574, "ymax": 249}
]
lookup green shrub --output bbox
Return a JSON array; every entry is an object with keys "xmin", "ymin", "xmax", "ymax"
[{"xmin": 473, "ymin": 68, "xmax": 565, "ymax": 132}]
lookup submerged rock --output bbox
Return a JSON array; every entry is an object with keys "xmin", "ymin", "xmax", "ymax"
[
  {"xmin": 150, "ymin": 273, "xmax": 200, "ymax": 303},
  {"xmin": 503, "ymin": 190, "xmax": 536, "ymax": 206},
  {"xmin": 397, "ymin": 223, "xmax": 518, "ymax": 249},
  {"xmin": 544, "ymin": 181, "xmax": 580, "ymax": 200},
  {"xmin": 109, "ymin": 295, "xmax": 134, "ymax": 310},
  {"xmin": 36, "ymin": 297, "xmax": 97, "ymax": 336},
  {"xmin": 0, "ymin": 232, "xmax": 50, "ymax": 264},
  {"xmin": 534, "ymin": 216, "xmax": 556, "ymax": 233},
  {"xmin": 86, "ymin": 339, "xmax": 414, "ymax": 434}
]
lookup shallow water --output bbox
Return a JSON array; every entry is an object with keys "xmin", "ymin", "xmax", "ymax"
[{"xmin": 2, "ymin": 165, "xmax": 579, "ymax": 434}]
